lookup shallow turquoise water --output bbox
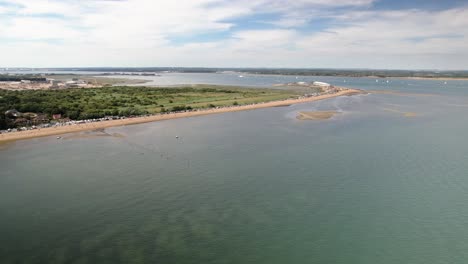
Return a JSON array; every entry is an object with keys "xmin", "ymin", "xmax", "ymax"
[{"xmin": 1, "ymin": 76, "xmax": 468, "ymax": 263}]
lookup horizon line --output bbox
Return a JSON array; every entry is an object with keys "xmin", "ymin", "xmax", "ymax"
[{"xmin": 1, "ymin": 67, "xmax": 468, "ymax": 72}]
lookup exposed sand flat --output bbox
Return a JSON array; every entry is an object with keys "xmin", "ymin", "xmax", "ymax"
[
  {"xmin": 343, "ymin": 90, "xmax": 366, "ymax": 96},
  {"xmin": 383, "ymin": 108, "xmax": 418, "ymax": 117},
  {"xmin": 296, "ymin": 111, "xmax": 338, "ymax": 120},
  {"xmin": 0, "ymin": 89, "xmax": 360, "ymax": 143},
  {"xmin": 370, "ymin": 90, "xmax": 436, "ymax": 97}
]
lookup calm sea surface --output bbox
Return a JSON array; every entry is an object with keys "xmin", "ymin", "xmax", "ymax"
[{"xmin": 1, "ymin": 74, "xmax": 468, "ymax": 263}]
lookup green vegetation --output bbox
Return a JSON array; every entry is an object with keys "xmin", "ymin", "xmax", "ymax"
[{"xmin": 0, "ymin": 85, "xmax": 298, "ymax": 129}]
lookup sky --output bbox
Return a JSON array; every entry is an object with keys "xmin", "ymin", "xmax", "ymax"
[{"xmin": 0, "ymin": 0, "xmax": 467, "ymax": 69}]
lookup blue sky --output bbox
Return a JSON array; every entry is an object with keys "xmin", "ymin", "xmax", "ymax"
[{"xmin": 0, "ymin": 0, "xmax": 467, "ymax": 69}]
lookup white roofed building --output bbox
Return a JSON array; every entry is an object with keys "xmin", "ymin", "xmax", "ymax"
[{"xmin": 312, "ymin": 81, "xmax": 331, "ymax": 87}]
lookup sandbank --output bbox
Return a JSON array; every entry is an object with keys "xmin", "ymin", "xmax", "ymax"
[{"xmin": 296, "ymin": 111, "xmax": 338, "ymax": 120}]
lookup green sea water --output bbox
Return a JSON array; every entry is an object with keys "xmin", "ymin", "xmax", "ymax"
[{"xmin": 1, "ymin": 76, "xmax": 468, "ymax": 263}]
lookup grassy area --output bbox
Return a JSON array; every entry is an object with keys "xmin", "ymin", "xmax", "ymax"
[{"xmin": 0, "ymin": 85, "xmax": 300, "ymax": 129}]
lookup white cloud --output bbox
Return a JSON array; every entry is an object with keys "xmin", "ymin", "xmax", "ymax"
[
  {"xmin": 0, "ymin": 5, "xmax": 14, "ymax": 14},
  {"xmin": 2, "ymin": 17, "xmax": 82, "ymax": 41},
  {"xmin": 0, "ymin": 0, "xmax": 467, "ymax": 69},
  {"xmin": 297, "ymin": 8, "xmax": 468, "ymax": 55}
]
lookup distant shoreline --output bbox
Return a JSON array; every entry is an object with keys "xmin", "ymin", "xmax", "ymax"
[
  {"xmin": 393, "ymin": 77, "xmax": 468, "ymax": 81},
  {"xmin": 0, "ymin": 89, "xmax": 361, "ymax": 143}
]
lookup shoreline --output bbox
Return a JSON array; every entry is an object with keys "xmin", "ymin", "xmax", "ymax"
[
  {"xmin": 0, "ymin": 89, "xmax": 361, "ymax": 143},
  {"xmin": 389, "ymin": 76, "xmax": 468, "ymax": 81}
]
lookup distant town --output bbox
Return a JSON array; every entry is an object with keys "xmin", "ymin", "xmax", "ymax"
[
  {"xmin": 0, "ymin": 74, "xmax": 99, "ymax": 90},
  {"xmin": 0, "ymin": 73, "xmax": 150, "ymax": 90}
]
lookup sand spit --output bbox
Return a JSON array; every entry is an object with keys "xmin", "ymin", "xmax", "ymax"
[
  {"xmin": 344, "ymin": 90, "xmax": 367, "ymax": 96},
  {"xmin": 0, "ymin": 89, "xmax": 360, "ymax": 143},
  {"xmin": 296, "ymin": 111, "xmax": 338, "ymax": 120}
]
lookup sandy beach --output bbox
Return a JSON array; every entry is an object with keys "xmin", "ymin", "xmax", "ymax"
[{"xmin": 0, "ymin": 89, "xmax": 360, "ymax": 143}]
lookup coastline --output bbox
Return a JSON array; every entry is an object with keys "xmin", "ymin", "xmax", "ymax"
[
  {"xmin": 390, "ymin": 77, "xmax": 468, "ymax": 81},
  {"xmin": 0, "ymin": 89, "xmax": 360, "ymax": 143}
]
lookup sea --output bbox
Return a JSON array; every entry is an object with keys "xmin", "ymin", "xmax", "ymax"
[{"xmin": 1, "ymin": 73, "xmax": 468, "ymax": 264}]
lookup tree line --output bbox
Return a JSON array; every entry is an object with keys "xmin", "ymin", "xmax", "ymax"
[{"xmin": 0, "ymin": 86, "xmax": 239, "ymax": 129}]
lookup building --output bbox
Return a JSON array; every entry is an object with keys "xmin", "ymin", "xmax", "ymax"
[
  {"xmin": 48, "ymin": 79, "xmax": 62, "ymax": 88},
  {"xmin": 5, "ymin": 109, "xmax": 21, "ymax": 118},
  {"xmin": 65, "ymin": 80, "xmax": 87, "ymax": 88},
  {"xmin": 32, "ymin": 114, "xmax": 49, "ymax": 125},
  {"xmin": 312, "ymin": 81, "xmax": 331, "ymax": 88},
  {"xmin": 14, "ymin": 118, "xmax": 30, "ymax": 127}
]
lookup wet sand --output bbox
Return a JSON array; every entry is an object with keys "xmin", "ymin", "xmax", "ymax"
[
  {"xmin": 0, "ymin": 89, "xmax": 360, "ymax": 143},
  {"xmin": 296, "ymin": 111, "xmax": 338, "ymax": 120}
]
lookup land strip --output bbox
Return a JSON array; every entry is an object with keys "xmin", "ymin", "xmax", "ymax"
[{"xmin": 0, "ymin": 89, "xmax": 360, "ymax": 143}]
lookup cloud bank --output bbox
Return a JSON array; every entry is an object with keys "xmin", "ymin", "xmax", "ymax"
[{"xmin": 0, "ymin": 0, "xmax": 467, "ymax": 69}]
